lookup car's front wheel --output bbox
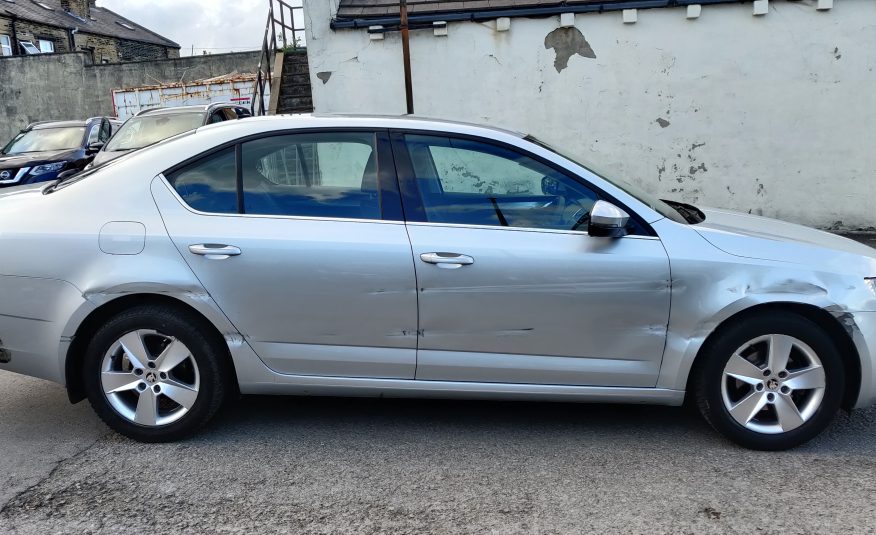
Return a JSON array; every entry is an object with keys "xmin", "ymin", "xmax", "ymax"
[
  {"xmin": 83, "ymin": 305, "xmax": 230, "ymax": 442},
  {"xmin": 694, "ymin": 313, "xmax": 845, "ymax": 450}
]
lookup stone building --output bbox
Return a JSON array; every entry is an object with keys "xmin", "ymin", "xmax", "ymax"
[{"xmin": 0, "ymin": 0, "xmax": 179, "ymax": 63}]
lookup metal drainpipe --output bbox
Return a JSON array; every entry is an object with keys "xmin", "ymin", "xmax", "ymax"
[
  {"xmin": 10, "ymin": 15, "xmax": 19, "ymax": 55},
  {"xmin": 400, "ymin": 0, "xmax": 414, "ymax": 115},
  {"xmin": 68, "ymin": 27, "xmax": 78, "ymax": 54}
]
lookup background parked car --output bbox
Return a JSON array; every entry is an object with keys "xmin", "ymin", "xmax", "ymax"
[
  {"xmin": 90, "ymin": 103, "xmax": 252, "ymax": 167},
  {"xmin": 0, "ymin": 117, "xmax": 122, "ymax": 188}
]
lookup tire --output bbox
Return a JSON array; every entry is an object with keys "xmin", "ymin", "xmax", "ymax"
[
  {"xmin": 693, "ymin": 312, "xmax": 845, "ymax": 451},
  {"xmin": 82, "ymin": 305, "xmax": 230, "ymax": 442}
]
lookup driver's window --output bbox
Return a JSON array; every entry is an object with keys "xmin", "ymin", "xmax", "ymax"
[{"xmin": 404, "ymin": 134, "xmax": 597, "ymax": 231}]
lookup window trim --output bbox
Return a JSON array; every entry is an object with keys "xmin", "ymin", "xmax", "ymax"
[
  {"xmin": 37, "ymin": 38, "xmax": 55, "ymax": 53},
  {"xmin": 19, "ymin": 41, "xmax": 41, "ymax": 55},
  {"xmin": 162, "ymin": 128, "xmax": 404, "ymax": 222},
  {"xmin": 0, "ymin": 35, "xmax": 12, "ymax": 57},
  {"xmin": 388, "ymin": 129, "xmax": 656, "ymax": 237}
]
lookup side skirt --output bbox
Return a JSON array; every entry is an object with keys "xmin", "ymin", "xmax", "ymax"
[{"xmin": 239, "ymin": 374, "xmax": 685, "ymax": 405}]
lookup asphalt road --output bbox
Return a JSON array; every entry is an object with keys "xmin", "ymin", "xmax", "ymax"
[
  {"xmin": 1, "ymin": 234, "xmax": 875, "ymax": 534},
  {"xmin": 1, "ymin": 372, "xmax": 876, "ymax": 534}
]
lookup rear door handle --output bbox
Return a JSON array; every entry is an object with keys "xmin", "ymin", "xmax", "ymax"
[
  {"xmin": 420, "ymin": 252, "xmax": 474, "ymax": 266},
  {"xmin": 188, "ymin": 244, "xmax": 242, "ymax": 259}
]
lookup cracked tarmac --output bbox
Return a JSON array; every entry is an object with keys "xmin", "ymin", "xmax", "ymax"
[{"xmin": 2, "ymin": 372, "xmax": 876, "ymax": 534}]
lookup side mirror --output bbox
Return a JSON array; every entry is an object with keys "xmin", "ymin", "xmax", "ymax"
[
  {"xmin": 87, "ymin": 142, "xmax": 105, "ymax": 154},
  {"xmin": 588, "ymin": 200, "xmax": 630, "ymax": 238}
]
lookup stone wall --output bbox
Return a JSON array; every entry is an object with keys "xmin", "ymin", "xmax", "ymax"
[
  {"xmin": 118, "ymin": 39, "xmax": 179, "ymax": 62},
  {"xmin": 0, "ymin": 50, "xmax": 263, "ymax": 142},
  {"xmin": 73, "ymin": 32, "xmax": 119, "ymax": 63},
  {"xmin": 277, "ymin": 50, "xmax": 314, "ymax": 114},
  {"xmin": 3, "ymin": 18, "xmax": 72, "ymax": 53}
]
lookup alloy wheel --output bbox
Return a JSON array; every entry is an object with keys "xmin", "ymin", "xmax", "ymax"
[
  {"xmin": 100, "ymin": 329, "xmax": 201, "ymax": 427},
  {"xmin": 721, "ymin": 334, "xmax": 827, "ymax": 434}
]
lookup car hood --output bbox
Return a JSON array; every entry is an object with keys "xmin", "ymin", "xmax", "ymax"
[
  {"xmin": 695, "ymin": 207, "xmax": 876, "ymax": 266},
  {"xmin": 0, "ymin": 149, "xmax": 79, "ymax": 169}
]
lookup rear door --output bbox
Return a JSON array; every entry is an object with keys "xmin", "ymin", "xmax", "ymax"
[
  {"xmin": 152, "ymin": 130, "xmax": 419, "ymax": 379},
  {"xmin": 393, "ymin": 131, "xmax": 671, "ymax": 387}
]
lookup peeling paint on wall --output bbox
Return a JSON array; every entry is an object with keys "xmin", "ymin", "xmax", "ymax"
[
  {"xmin": 317, "ymin": 71, "xmax": 333, "ymax": 84},
  {"xmin": 656, "ymin": 118, "xmax": 671, "ymax": 128},
  {"xmin": 544, "ymin": 27, "xmax": 595, "ymax": 73}
]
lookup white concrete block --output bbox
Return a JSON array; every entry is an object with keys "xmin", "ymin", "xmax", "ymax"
[
  {"xmin": 496, "ymin": 17, "xmax": 511, "ymax": 32},
  {"xmin": 687, "ymin": 4, "xmax": 701, "ymax": 19},
  {"xmin": 753, "ymin": 0, "xmax": 768, "ymax": 16},
  {"xmin": 433, "ymin": 21, "xmax": 448, "ymax": 36},
  {"xmin": 368, "ymin": 26, "xmax": 384, "ymax": 40},
  {"xmin": 559, "ymin": 12, "xmax": 575, "ymax": 28},
  {"xmin": 816, "ymin": 0, "xmax": 833, "ymax": 10},
  {"xmin": 623, "ymin": 9, "xmax": 637, "ymax": 24}
]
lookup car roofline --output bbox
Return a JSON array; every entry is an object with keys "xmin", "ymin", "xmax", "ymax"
[{"xmin": 134, "ymin": 103, "xmax": 241, "ymax": 118}]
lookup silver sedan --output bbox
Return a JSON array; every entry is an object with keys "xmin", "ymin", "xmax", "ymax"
[{"xmin": 1, "ymin": 115, "xmax": 875, "ymax": 449}]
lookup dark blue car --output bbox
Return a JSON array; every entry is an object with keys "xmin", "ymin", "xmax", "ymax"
[{"xmin": 0, "ymin": 117, "xmax": 122, "ymax": 188}]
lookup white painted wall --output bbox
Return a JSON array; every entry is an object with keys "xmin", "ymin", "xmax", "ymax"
[{"xmin": 303, "ymin": 0, "xmax": 876, "ymax": 230}]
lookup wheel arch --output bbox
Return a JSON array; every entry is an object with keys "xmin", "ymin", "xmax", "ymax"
[
  {"xmin": 684, "ymin": 302, "xmax": 861, "ymax": 411},
  {"xmin": 65, "ymin": 293, "xmax": 239, "ymax": 404}
]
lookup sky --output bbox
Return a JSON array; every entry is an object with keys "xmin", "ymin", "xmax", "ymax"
[{"xmin": 100, "ymin": 0, "xmax": 270, "ymax": 56}]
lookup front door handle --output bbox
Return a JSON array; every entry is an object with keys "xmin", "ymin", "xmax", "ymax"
[
  {"xmin": 189, "ymin": 244, "xmax": 242, "ymax": 259},
  {"xmin": 420, "ymin": 252, "xmax": 475, "ymax": 266}
]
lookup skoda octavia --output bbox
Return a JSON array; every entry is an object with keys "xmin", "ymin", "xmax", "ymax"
[{"xmin": 1, "ymin": 115, "xmax": 875, "ymax": 450}]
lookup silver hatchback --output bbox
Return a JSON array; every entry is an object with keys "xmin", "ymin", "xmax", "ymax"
[{"xmin": 2, "ymin": 115, "xmax": 875, "ymax": 449}]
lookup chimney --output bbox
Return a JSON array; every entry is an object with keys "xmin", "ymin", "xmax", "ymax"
[{"xmin": 60, "ymin": 0, "xmax": 90, "ymax": 18}]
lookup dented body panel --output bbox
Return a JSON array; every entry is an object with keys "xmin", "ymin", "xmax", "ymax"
[{"xmin": 0, "ymin": 116, "xmax": 875, "ymax": 412}]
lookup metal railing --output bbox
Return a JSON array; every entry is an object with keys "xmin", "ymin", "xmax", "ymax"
[{"xmin": 252, "ymin": 0, "xmax": 306, "ymax": 116}]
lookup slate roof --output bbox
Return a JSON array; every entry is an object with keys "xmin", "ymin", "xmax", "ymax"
[
  {"xmin": 0, "ymin": 0, "xmax": 179, "ymax": 48},
  {"xmin": 337, "ymin": 0, "xmax": 615, "ymax": 19}
]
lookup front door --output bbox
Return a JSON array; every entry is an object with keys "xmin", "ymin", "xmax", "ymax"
[
  {"xmin": 153, "ymin": 130, "xmax": 419, "ymax": 379},
  {"xmin": 393, "ymin": 132, "xmax": 671, "ymax": 387}
]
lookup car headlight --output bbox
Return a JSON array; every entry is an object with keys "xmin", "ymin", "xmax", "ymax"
[
  {"xmin": 29, "ymin": 162, "xmax": 66, "ymax": 176},
  {"xmin": 866, "ymin": 278, "xmax": 876, "ymax": 297}
]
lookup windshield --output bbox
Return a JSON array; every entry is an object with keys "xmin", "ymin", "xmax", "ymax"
[
  {"xmin": 525, "ymin": 135, "xmax": 691, "ymax": 224},
  {"xmin": 3, "ymin": 127, "xmax": 85, "ymax": 155},
  {"xmin": 105, "ymin": 113, "xmax": 205, "ymax": 151}
]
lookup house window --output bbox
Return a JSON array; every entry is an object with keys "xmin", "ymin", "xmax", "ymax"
[
  {"xmin": 19, "ymin": 41, "xmax": 41, "ymax": 55},
  {"xmin": 38, "ymin": 39, "xmax": 55, "ymax": 53},
  {"xmin": 0, "ymin": 35, "xmax": 11, "ymax": 57}
]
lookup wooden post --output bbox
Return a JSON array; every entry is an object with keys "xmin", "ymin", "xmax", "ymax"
[{"xmin": 400, "ymin": 0, "xmax": 414, "ymax": 114}]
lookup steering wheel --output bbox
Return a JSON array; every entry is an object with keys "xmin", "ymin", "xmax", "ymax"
[{"xmin": 567, "ymin": 200, "xmax": 592, "ymax": 231}]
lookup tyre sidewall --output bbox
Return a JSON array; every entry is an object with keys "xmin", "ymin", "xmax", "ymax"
[
  {"xmin": 83, "ymin": 306, "xmax": 226, "ymax": 442},
  {"xmin": 698, "ymin": 314, "xmax": 845, "ymax": 450}
]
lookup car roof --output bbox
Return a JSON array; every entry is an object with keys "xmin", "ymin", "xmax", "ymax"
[
  {"xmin": 27, "ymin": 117, "xmax": 112, "ymax": 130},
  {"xmin": 196, "ymin": 113, "xmax": 528, "ymax": 140},
  {"xmin": 135, "ymin": 103, "xmax": 240, "ymax": 117}
]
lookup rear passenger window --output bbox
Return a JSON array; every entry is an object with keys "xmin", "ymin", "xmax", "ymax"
[
  {"xmin": 166, "ymin": 148, "xmax": 237, "ymax": 214},
  {"xmin": 240, "ymin": 132, "xmax": 380, "ymax": 219}
]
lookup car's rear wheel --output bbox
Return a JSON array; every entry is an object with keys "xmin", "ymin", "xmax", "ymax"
[
  {"xmin": 694, "ymin": 313, "xmax": 844, "ymax": 450},
  {"xmin": 83, "ymin": 305, "xmax": 229, "ymax": 442}
]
